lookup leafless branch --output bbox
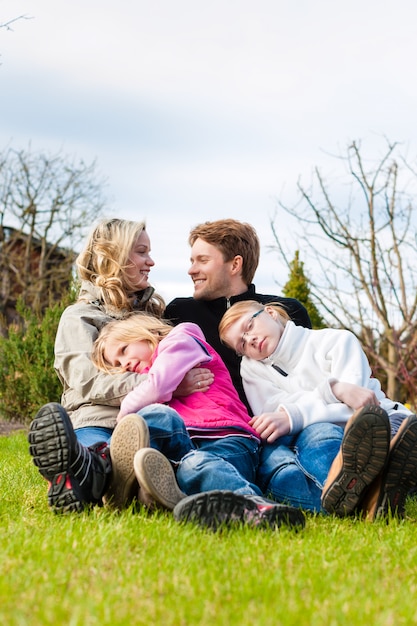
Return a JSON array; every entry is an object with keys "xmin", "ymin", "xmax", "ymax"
[
  {"xmin": 0, "ymin": 15, "xmax": 32, "ymax": 31},
  {"xmin": 269, "ymin": 137, "xmax": 417, "ymax": 404}
]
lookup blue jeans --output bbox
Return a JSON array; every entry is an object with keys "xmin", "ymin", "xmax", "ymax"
[
  {"xmin": 77, "ymin": 411, "xmax": 261, "ymax": 496},
  {"xmin": 75, "ymin": 404, "xmax": 192, "ymax": 462},
  {"xmin": 176, "ymin": 436, "xmax": 263, "ymax": 496},
  {"xmin": 257, "ymin": 423, "xmax": 344, "ymax": 512},
  {"xmin": 389, "ymin": 413, "xmax": 408, "ymax": 437}
]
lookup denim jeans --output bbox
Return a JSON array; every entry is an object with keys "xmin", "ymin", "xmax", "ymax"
[
  {"xmin": 76, "ymin": 412, "xmax": 261, "ymax": 497},
  {"xmin": 75, "ymin": 403, "xmax": 192, "ymax": 462},
  {"xmin": 176, "ymin": 436, "xmax": 263, "ymax": 496},
  {"xmin": 389, "ymin": 412, "xmax": 408, "ymax": 437},
  {"xmin": 257, "ymin": 422, "xmax": 344, "ymax": 512}
]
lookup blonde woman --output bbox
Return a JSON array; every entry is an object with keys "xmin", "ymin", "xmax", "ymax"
[{"xmin": 28, "ymin": 219, "xmax": 211, "ymax": 515}]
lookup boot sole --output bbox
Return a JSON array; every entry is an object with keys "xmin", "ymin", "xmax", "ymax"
[
  {"xmin": 134, "ymin": 448, "xmax": 186, "ymax": 510},
  {"xmin": 103, "ymin": 414, "xmax": 150, "ymax": 510},
  {"xmin": 28, "ymin": 403, "xmax": 84, "ymax": 513},
  {"xmin": 173, "ymin": 490, "xmax": 305, "ymax": 530},
  {"xmin": 28, "ymin": 403, "xmax": 76, "ymax": 479},
  {"xmin": 321, "ymin": 406, "xmax": 390, "ymax": 516},
  {"xmin": 374, "ymin": 414, "xmax": 417, "ymax": 519}
]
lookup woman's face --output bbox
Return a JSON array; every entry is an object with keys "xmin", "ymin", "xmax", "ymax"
[{"xmin": 126, "ymin": 229, "xmax": 155, "ymax": 290}]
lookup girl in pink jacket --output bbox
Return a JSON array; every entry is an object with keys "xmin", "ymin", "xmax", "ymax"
[{"xmin": 92, "ymin": 312, "xmax": 305, "ymax": 528}]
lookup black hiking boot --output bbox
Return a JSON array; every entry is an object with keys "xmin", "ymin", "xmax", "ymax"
[
  {"xmin": 28, "ymin": 402, "xmax": 111, "ymax": 513},
  {"xmin": 173, "ymin": 490, "xmax": 305, "ymax": 531}
]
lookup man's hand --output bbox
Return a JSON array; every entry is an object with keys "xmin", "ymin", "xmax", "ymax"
[{"xmin": 249, "ymin": 407, "xmax": 291, "ymax": 443}]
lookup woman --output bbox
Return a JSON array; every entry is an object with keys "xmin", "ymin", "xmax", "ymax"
[{"xmin": 28, "ymin": 219, "xmax": 212, "ymax": 514}]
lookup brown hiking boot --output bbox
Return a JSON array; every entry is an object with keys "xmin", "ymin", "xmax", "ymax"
[
  {"xmin": 360, "ymin": 413, "xmax": 417, "ymax": 520},
  {"xmin": 103, "ymin": 414, "xmax": 150, "ymax": 510},
  {"xmin": 134, "ymin": 447, "xmax": 186, "ymax": 510},
  {"xmin": 321, "ymin": 405, "xmax": 390, "ymax": 516}
]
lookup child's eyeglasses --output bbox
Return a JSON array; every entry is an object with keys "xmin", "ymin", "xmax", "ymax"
[{"xmin": 236, "ymin": 308, "xmax": 264, "ymax": 357}]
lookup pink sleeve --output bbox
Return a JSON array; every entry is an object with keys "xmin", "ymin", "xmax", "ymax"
[{"xmin": 119, "ymin": 325, "xmax": 210, "ymax": 417}]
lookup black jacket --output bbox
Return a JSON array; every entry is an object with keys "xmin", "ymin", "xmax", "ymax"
[{"xmin": 165, "ymin": 285, "xmax": 312, "ymax": 414}]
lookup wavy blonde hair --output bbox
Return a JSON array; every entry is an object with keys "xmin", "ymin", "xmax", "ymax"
[
  {"xmin": 91, "ymin": 312, "xmax": 173, "ymax": 373},
  {"xmin": 76, "ymin": 218, "xmax": 165, "ymax": 316}
]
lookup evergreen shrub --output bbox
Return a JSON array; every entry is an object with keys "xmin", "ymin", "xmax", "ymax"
[{"xmin": 0, "ymin": 292, "xmax": 74, "ymax": 423}]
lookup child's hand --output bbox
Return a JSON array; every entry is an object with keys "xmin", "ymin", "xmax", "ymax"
[
  {"xmin": 249, "ymin": 408, "xmax": 291, "ymax": 443},
  {"xmin": 331, "ymin": 381, "xmax": 379, "ymax": 410},
  {"xmin": 116, "ymin": 412, "xmax": 125, "ymax": 424}
]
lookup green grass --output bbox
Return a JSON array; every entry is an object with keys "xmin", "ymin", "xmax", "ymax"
[{"xmin": 2, "ymin": 432, "xmax": 417, "ymax": 626}]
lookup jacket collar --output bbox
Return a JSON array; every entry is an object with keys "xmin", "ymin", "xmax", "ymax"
[
  {"xmin": 205, "ymin": 284, "xmax": 256, "ymax": 310},
  {"xmin": 78, "ymin": 280, "xmax": 155, "ymax": 318}
]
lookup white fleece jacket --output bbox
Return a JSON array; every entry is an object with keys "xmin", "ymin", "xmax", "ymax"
[{"xmin": 241, "ymin": 321, "xmax": 411, "ymax": 434}]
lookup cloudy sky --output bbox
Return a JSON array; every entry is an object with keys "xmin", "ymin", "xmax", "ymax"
[{"xmin": 1, "ymin": 0, "xmax": 417, "ymax": 303}]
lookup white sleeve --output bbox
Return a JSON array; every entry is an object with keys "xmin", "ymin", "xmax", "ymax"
[{"xmin": 240, "ymin": 331, "xmax": 371, "ymax": 433}]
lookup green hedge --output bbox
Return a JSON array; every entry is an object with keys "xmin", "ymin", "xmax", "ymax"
[{"xmin": 0, "ymin": 296, "xmax": 73, "ymax": 423}]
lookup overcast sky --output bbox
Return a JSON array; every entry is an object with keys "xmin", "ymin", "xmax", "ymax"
[{"xmin": 1, "ymin": 0, "xmax": 417, "ymax": 303}]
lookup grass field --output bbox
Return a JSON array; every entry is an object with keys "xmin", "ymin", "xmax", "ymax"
[{"xmin": 2, "ymin": 431, "xmax": 417, "ymax": 626}]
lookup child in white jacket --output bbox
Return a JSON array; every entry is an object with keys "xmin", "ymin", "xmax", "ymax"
[{"xmin": 219, "ymin": 300, "xmax": 417, "ymax": 520}]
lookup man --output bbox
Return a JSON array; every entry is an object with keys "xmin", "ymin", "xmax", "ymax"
[
  {"xmin": 165, "ymin": 218, "xmax": 344, "ymax": 513},
  {"xmin": 165, "ymin": 219, "xmax": 311, "ymax": 412}
]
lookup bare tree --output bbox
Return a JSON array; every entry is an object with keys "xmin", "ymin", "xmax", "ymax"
[
  {"xmin": 270, "ymin": 138, "xmax": 417, "ymax": 403},
  {"xmin": 0, "ymin": 146, "xmax": 107, "ymax": 320}
]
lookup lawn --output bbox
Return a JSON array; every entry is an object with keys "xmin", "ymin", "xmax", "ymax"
[{"xmin": 1, "ymin": 431, "xmax": 417, "ymax": 626}]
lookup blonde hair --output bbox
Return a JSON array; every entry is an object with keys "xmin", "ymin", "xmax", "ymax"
[
  {"xmin": 219, "ymin": 300, "xmax": 290, "ymax": 350},
  {"xmin": 92, "ymin": 312, "xmax": 173, "ymax": 373},
  {"xmin": 76, "ymin": 218, "xmax": 165, "ymax": 315}
]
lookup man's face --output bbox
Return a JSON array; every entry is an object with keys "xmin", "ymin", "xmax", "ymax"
[{"xmin": 188, "ymin": 238, "xmax": 234, "ymax": 300}]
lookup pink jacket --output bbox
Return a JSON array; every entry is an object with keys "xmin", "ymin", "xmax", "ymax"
[{"xmin": 119, "ymin": 322, "xmax": 258, "ymax": 438}]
